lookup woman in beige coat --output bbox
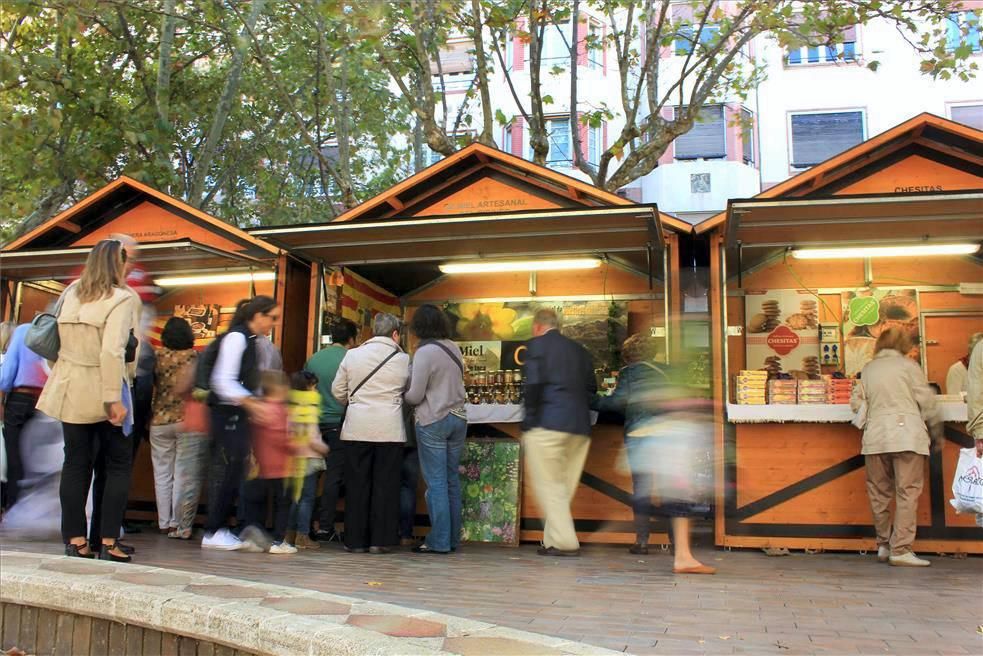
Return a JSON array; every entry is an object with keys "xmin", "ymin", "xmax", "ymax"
[
  {"xmin": 332, "ymin": 312, "xmax": 410, "ymax": 554},
  {"xmin": 851, "ymin": 326, "xmax": 941, "ymax": 567},
  {"xmin": 37, "ymin": 239, "xmax": 140, "ymax": 562}
]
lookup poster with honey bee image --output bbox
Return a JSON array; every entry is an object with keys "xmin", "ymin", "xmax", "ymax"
[
  {"xmin": 841, "ymin": 288, "xmax": 920, "ymax": 377},
  {"xmin": 445, "ymin": 301, "xmax": 627, "ymax": 370},
  {"xmin": 745, "ymin": 290, "xmax": 821, "ymax": 379}
]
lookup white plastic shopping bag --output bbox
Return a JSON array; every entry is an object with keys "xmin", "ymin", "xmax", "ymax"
[{"xmin": 949, "ymin": 447, "xmax": 983, "ymax": 515}]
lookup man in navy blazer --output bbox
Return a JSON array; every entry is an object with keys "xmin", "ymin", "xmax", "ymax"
[{"xmin": 522, "ymin": 309, "xmax": 596, "ymax": 556}]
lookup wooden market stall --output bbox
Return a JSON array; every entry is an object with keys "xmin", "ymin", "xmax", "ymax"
[
  {"xmin": 696, "ymin": 113, "xmax": 983, "ymax": 554},
  {"xmin": 0, "ymin": 176, "xmax": 313, "ymax": 520},
  {"xmin": 253, "ymin": 143, "xmax": 695, "ymax": 545}
]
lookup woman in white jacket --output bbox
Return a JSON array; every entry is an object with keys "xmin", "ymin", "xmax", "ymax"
[{"xmin": 851, "ymin": 326, "xmax": 941, "ymax": 567}]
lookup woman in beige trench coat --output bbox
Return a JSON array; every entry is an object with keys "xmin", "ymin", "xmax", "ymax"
[
  {"xmin": 37, "ymin": 239, "xmax": 140, "ymax": 562},
  {"xmin": 851, "ymin": 326, "xmax": 941, "ymax": 568}
]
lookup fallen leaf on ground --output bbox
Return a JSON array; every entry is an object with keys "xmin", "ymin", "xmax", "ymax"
[
  {"xmin": 719, "ymin": 635, "xmax": 731, "ymax": 640},
  {"xmin": 366, "ymin": 581, "xmax": 383, "ymax": 587}
]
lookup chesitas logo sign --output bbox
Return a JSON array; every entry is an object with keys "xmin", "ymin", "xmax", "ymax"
[{"xmin": 766, "ymin": 325, "xmax": 800, "ymax": 356}]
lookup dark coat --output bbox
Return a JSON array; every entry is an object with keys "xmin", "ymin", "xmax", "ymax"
[{"xmin": 521, "ymin": 329, "xmax": 596, "ymax": 436}]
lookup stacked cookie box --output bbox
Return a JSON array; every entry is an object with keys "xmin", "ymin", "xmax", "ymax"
[
  {"xmin": 828, "ymin": 378, "xmax": 855, "ymax": 404},
  {"xmin": 768, "ymin": 379, "xmax": 798, "ymax": 405},
  {"xmin": 797, "ymin": 378, "xmax": 829, "ymax": 404},
  {"xmin": 736, "ymin": 370, "xmax": 768, "ymax": 405}
]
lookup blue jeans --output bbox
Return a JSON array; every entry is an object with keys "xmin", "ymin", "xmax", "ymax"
[
  {"xmin": 416, "ymin": 414, "xmax": 467, "ymax": 552},
  {"xmin": 400, "ymin": 448, "xmax": 420, "ymax": 539},
  {"xmin": 288, "ymin": 472, "xmax": 320, "ymax": 535}
]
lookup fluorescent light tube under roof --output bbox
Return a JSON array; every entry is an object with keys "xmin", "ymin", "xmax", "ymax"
[
  {"xmin": 439, "ymin": 259, "xmax": 602, "ymax": 274},
  {"xmin": 791, "ymin": 244, "xmax": 979, "ymax": 260},
  {"xmin": 156, "ymin": 272, "xmax": 275, "ymax": 287}
]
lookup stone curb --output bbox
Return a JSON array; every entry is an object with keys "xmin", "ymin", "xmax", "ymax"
[{"xmin": 0, "ymin": 551, "xmax": 627, "ymax": 656}]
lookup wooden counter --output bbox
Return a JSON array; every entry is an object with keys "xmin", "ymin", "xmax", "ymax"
[{"xmin": 720, "ymin": 418, "xmax": 981, "ymax": 554}]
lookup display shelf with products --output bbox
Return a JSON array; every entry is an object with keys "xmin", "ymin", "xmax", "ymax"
[{"xmin": 727, "ymin": 400, "xmax": 968, "ymax": 424}]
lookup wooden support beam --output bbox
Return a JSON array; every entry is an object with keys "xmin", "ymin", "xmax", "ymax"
[
  {"xmin": 380, "ymin": 163, "xmax": 486, "ymax": 218},
  {"xmin": 58, "ymin": 221, "xmax": 82, "ymax": 234},
  {"xmin": 386, "ymin": 196, "xmax": 405, "ymax": 211}
]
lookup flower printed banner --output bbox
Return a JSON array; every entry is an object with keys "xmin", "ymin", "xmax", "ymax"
[{"xmin": 459, "ymin": 438, "xmax": 521, "ymax": 545}]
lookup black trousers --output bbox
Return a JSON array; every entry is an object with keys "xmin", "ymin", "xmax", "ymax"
[
  {"xmin": 204, "ymin": 405, "xmax": 251, "ymax": 535},
  {"xmin": 316, "ymin": 424, "xmax": 345, "ymax": 530},
  {"xmin": 343, "ymin": 441, "xmax": 402, "ymax": 549},
  {"xmin": 244, "ymin": 477, "xmax": 291, "ymax": 542},
  {"xmin": 61, "ymin": 422, "xmax": 132, "ymax": 544},
  {"xmin": 399, "ymin": 447, "xmax": 420, "ymax": 539},
  {"xmin": 2, "ymin": 391, "xmax": 38, "ymax": 508}
]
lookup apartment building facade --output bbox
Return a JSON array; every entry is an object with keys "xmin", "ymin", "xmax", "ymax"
[{"xmin": 430, "ymin": 4, "xmax": 982, "ymax": 224}]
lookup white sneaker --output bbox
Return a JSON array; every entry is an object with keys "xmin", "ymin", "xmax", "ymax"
[
  {"xmin": 269, "ymin": 542, "xmax": 298, "ymax": 555},
  {"xmin": 877, "ymin": 546, "xmax": 890, "ymax": 563},
  {"xmin": 201, "ymin": 528, "xmax": 244, "ymax": 551},
  {"xmin": 888, "ymin": 552, "xmax": 930, "ymax": 567}
]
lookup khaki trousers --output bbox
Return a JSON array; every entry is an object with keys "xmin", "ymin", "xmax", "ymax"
[
  {"xmin": 522, "ymin": 428, "xmax": 591, "ymax": 551},
  {"xmin": 864, "ymin": 451, "xmax": 926, "ymax": 555}
]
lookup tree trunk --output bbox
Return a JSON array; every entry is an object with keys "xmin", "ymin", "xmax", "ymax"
[
  {"xmin": 526, "ymin": 0, "xmax": 549, "ymax": 165},
  {"xmin": 470, "ymin": 0, "xmax": 495, "ymax": 147},
  {"xmin": 188, "ymin": 0, "xmax": 265, "ymax": 206},
  {"xmin": 154, "ymin": 0, "xmax": 177, "ymax": 131}
]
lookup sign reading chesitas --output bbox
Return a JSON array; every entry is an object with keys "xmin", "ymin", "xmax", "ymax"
[{"xmin": 766, "ymin": 325, "xmax": 801, "ymax": 356}]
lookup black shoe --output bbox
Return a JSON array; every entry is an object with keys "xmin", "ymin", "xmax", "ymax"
[
  {"xmin": 99, "ymin": 542, "xmax": 132, "ymax": 563},
  {"xmin": 368, "ymin": 546, "xmax": 392, "ymax": 555},
  {"xmin": 412, "ymin": 545, "xmax": 449, "ymax": 554},
  {"xmin": 313, "ymin": 530, "xmax": 333, "ymax": 541},
  {"xmin": 65, "ymin": 544, "xmax": 95, "ymax": 559},
  {"xmin": 92, "ymin": 541, "xmax": 136, "ymax": 555},
  {"xmin": 537, "ymin": 546, "xmax": 580, "ymax": 557},
  {"xmin": 629, "ymin": 543, "xmax": 649, "ymax": 555},
  {"xmin": 122, "ymin": 522, "xmax": 142, "ymax": 534},
  {"xmin": 344, "ymin": 545, "xmax": 368, "ymax": 553}
]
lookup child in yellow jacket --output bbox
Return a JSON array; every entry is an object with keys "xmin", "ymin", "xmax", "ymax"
[{"xmin": 286, "ymin": 371, "xmax": 328, "ymax": 549}]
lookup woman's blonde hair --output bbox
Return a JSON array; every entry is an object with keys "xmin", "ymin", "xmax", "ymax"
[
  {"xmin": 874, "ymin": 326, "xmax": 913, "ymax": 356},
  {"xmin": 76, "ymin": 239, "xmax": 126, "ymax": 304}
]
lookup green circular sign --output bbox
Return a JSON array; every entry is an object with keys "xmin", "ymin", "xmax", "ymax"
[{"xmin": 849, "ymin": 296, "xmax": 880, "ymax": 326}]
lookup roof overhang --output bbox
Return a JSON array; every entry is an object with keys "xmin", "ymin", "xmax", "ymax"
[
  {"xmin": 0, "ymin": 240, "xmax": 275, "ymax": 283},
  {"xmin": 724, "ymin": 191, "xmax": 983, "ymax": 248},
  {"xmin": 252, "ymin": 206, "xmax": 665, "ymax": 266}
]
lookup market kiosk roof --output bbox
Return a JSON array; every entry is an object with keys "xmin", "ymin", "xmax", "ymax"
[
  {"xmin": 696, "ymin": 113, "xmax": 983, "ymax": 240},
  {"xmin": 253, "ymin": 143, "xmax": 683, "ymax": 294},
  {"xmin": 1, "ymin": 176, "xmax": 279, "ymax": 281},
  {"xmin": 692, "ymin": 113, "xmax": 983, "ymax": 272}
]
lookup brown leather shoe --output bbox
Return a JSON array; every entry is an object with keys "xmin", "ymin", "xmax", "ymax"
[{"xmin": 295, "ymin": 535, "xmax": 320, "ymax": 550}]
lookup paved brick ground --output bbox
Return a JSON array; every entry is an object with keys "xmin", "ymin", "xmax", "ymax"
[{"xmin": 2, "ymin": 532, "xmax": 980, "ymax": 655}]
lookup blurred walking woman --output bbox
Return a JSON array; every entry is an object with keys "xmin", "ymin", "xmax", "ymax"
[
  {"xmin": 593, "ymin": 334, "xmax": 715, "ymax": 574},
  {"xmin": 37, "ymin": 239, "xmax": 140, "ymax": 562}
]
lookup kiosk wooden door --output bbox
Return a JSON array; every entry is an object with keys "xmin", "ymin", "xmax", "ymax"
[{"xmin": 923, "ymin": 313, "xmax": 983, "ymax": 393}]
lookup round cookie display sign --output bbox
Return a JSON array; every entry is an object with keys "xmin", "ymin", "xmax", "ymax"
[{"xmin": 848, "ymin": 296, "xmax": 879, "ymax": 326}]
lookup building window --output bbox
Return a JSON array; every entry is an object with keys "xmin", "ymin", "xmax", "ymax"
[
  {"xmin": 543, "ymin": 20, "xmax": 572, "ymax": 62},
  {"xmin": 505, "ymin": 33, "xmax": 514, "ymax": 71},
  {"xmin": 741, "ymin": 107, "xmax": 754, "ymax": 164},
  {"xmin": 587, "ymin": 124, "xmax": 602, "ymax": 166},
  {"xmin": 946, "ymin": 11, "xmax": 981, "ymax": 52},
  {"xmin": 503, "ymin": 124, "xmax": 513, "ymax": 154},
  {"xmin": 674, "ymin": 24, "xmax": 720, "ymax": 55},
  {"xmin": 673, "ymin": 105, "xmax": 725, "ymax": 160},
  {"xmin": 789, "ymin": 110, "xmax": 865, "ymax": 169},
  {"xmin": 546, "ymin": 118, "xmax": 571, "ymax": 165},
  {"xmin": 425, "ymin": 147, "xmax": 443, "ymax": 166},
  {"xmin": 950, "ymin": 104, "xmax": 983, "ymax": 130},
  {"xmin": 787, "ymin": 26, "xmax": 858, "ymax": 65},
  {"xmin": 588, "ymin": 20, "xmax": 603, "ymax": 70}
]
